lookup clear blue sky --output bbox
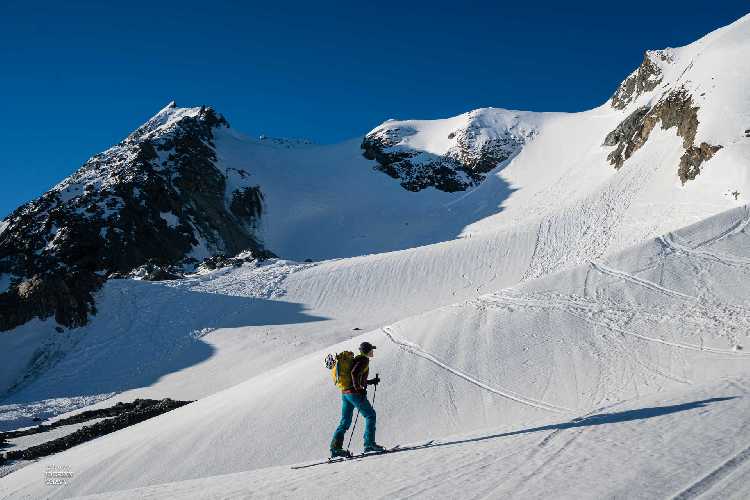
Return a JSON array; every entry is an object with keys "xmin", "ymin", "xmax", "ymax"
[{"xmin": 2, "ymin": 1, "xmax": 748, "ymax": 219}]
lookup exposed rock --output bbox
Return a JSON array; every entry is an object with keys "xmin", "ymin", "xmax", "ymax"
[
  {"xmin": 128, "ymin": 263, "xmax": 183, "ymax": 281},
  {"xmin": 604, "ymin": 88, "xmax": 722, "ymax": 183},
  {"xmin": 196, "ymin": 249, "xmax": 273, "ymax": 273},
  {"xmin": 678, "ymin": 142, "xmax": 723, "ymax": 183},
  {"xmin": 603, "ymin": 106, "xmax": 651, "ymax": 149},
  {"xmin": 362, "ymin": 110, "xmax": 536, "ymax": 192},
  {"xmin": 230, "ymin": 186, "xmax": 264, "ymax": 222},
  {"xmin": 0, "ymin": 398, "xmax": 192, "ymax": 463},
  {"xmin": 0, "ymin": 273, "xmax": 104, "ymax": 331},
  {"xmin": 611, "ymin": 50, "xmax": 671, "ymax": 110},
  {"xmin": 0, "ymin": 103, "xmax": 273, "ymax": 331}
]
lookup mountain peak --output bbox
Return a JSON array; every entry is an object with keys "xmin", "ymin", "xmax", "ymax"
[
  {"xmin": 0, "ymin": 102, "xmax": 268, "ymax": 331},
  {"xmin": 127, "ymin": 103, "xmax": 229, "ymax": 144}
]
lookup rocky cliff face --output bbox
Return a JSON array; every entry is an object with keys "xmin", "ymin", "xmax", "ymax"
[
  {"xmin": 362, "ymin": 109, "xmax": 538, "ymax": 192},
  {"xmin": 605, "ymin": 50, "xmax": 722, "ymax": 183},
  {"xmin": 610, "ymin": 50, "xmax": 673, "ymax": 110},
  {"xmin": 0, "ymin": 103, "xmax": 273, "ymax": 331}
]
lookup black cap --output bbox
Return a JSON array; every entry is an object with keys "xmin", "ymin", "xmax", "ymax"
[{"xmin": 359, "ymin": 341, "xmax": 376, "ymax": 353}]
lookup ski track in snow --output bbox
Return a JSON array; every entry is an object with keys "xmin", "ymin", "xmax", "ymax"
[
  {"xmin": 589, "ymin": 260, "xmax": 698, "ymax": 301},
  {"xmin": 484, "ymin": 291, "xmax": 750, "ymax": 358},
  {"xmin": 382, "ymin": 326, "xmax": 573, "ymax": 413},
  {"xmin": 693, "ymin": 207, "xmax": 750, "ymax": 248},
  {"xmin": 672, "ymin": 443, "xmax": 750, "ymax": 499},
  {"xmin": 660, "ymin": 233, "xmax": 750, "ymax": 267}
]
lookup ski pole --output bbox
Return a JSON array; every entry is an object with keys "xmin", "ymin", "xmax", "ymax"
[
  {"xmin": 346, "ymin": 409, "xmax": 360, "ymax": 452},
  {"xmin": 372, "ymin": 373, "xmax": 379, "ymax": 406}
]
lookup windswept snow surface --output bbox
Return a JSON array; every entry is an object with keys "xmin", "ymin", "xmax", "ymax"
[{"xmin": 3, "ymin": 204, "xmax": 750, "ymax": 499}]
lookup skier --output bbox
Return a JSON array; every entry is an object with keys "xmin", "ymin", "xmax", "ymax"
[{"xmin": 329, "ymin": 341, "xmax": 384, "ymax": 457}]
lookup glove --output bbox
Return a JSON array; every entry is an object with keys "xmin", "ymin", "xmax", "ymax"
[{"xmin": 367, "ymin": 375, "xmax": 381, "ymax": 386}]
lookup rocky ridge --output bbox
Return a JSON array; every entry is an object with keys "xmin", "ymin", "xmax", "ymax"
[
  {"xmin": 0, "ymin": 102, "xmax": 273, "ymax": 331},
  {"xmin": 604, "ymin": 88, "xmax": 722, "ymax": 183},
  {"xmin": 610, "ymin": 50, "xmax": 674, "ymax": 110},
  {"xmin": 0, "ymin": 398, "xmax": 192, "ymax": 463},
  {"xmin": 605, "ymin": 48, "xmax": 722, "ymax": 183}
]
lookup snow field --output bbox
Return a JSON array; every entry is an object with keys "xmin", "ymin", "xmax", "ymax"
[{"xmin": 4, "ymin": 202, "xmax": 750, "ymax": 499}]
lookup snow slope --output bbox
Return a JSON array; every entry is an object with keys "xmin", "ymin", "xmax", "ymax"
[
  {"xmin": 3, "ymin": 12, "xmax": 750, "ymax": 500},
  {"xmin": 3, "ymin": 201, "xmax": 750, "ymax": 499},
  {"xmin": 0, "ymin": 217, "xmax": 543, "ymax": 425},
  {"xmin": 214, "ymin": 125, "xmax": 535, "ymax": 261},
  {"xmin": 74, "ymin": 376, "xmax": 750, "ymax": 500},
  {"xmin": 209, "ymin": 15, "xmax": 750, "ymax": 265}
]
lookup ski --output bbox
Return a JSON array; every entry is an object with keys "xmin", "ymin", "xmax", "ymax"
[
  {"xmin": 290, "ymin": 441, "xmax": 435, "ymax": 469},
  {"xmin": 290, "ymin": 445, "xmax": 400, "ymax": 469}
]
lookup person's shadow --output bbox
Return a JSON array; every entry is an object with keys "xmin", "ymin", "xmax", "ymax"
[{"xmin": 389, "ymin": 397, "xmax": 737, "ymax": 454}]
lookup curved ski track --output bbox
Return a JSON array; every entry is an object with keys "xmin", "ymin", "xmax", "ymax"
[{"xmin": 381, "ymin": 326, "xmax": 573, "ymax": 414}]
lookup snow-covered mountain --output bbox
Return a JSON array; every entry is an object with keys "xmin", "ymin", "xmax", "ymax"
[
  {"xmin": 3, "ymin": 12, "xmax": 750, "ymax": 333},
  {"xmin": 4, "ymin": 195, "xmax": 750, "ymax": 500},
  {"xmin": 2, "ymin": 12, "xmax": 750, "ymax": 500},
  {"xmin": 0, "ymin": 103, "xmax": 272, "ymax": 332},
  {"xmin": 362, "ymin": 108, "xmax": 545, "ymax": 191}
]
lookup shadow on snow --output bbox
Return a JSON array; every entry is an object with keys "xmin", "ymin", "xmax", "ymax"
[
  {"xmin": 0, "ymin": 278, "xmax": 329, "ymax": 430},
  {"xmin": 389, "ymin": 397, "xmax": 737, "ymax": 456}
]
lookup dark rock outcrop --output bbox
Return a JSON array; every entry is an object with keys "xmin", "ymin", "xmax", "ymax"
[
  {"xmin": 604, "ymin": 88, "xmax": 722, "ymax": 183},
  {"xmin": 678, "ymin": 142, "xmax": 723, "ymax": 183},
  {"xmin": 362, "ymin": 126, "xmax": 468, "ymax": 192},
  {"xmin": 0, "ymin": 398, "xmax": 192, "ymax": 463},
  {"xmin": 127, "ymin": 262, "xmax": 183, "ymax": 281},
  {"xmin": 230, "ymin": 186, "xmax": 264, "ymax": 222},
  {"xmin": 362, "ymin": 110, "xmax": 536, "ymax": 192},
  {"xmin": 0, "ymin": 103, "xmax": 273, "ymax": 331},
  {"xmin": 0, "ymin": 273, "xmax": 104, "ymax": 330},
  {"xmin": 610, "ymin": 50, "xmax": 671, "ymax": 110},
  {"xmin": 197, "ymin": 250, "xmax": 273, "ymax": 272}
]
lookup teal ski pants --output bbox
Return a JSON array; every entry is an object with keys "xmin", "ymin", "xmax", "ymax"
[{"xmin": 332, "ymin": 392, "xmax": 376, "ymax": 448}]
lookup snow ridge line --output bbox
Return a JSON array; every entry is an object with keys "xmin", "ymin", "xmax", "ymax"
[
  {"xmin": 589, "ymin": 260, "xmax": 697, "ymax": 300},
  {"xmin": 381, "ymin": 326, "xmax": 573, "ymax": 414}
]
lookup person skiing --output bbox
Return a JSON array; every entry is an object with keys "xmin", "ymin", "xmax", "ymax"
[{"xmin": 329, "ymin": 341, "xmax": 384, "ymax": 457}]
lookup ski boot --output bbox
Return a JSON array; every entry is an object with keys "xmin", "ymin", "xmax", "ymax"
[
  {"xmin": 363, "ymin": 443, "xmax": 386, "ymax": 453},
  {"xmin": 330, "ymin": 448, "xmax": 352, "ymax": 458},
  {"xmin": 330, "ymin": 436, "xmax": 352, "ymax": 458}
]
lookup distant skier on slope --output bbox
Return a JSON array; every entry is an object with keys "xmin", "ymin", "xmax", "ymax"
[{"xmin": 327, "ymin": 341, "xmax": 384, "ymax": 457}]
